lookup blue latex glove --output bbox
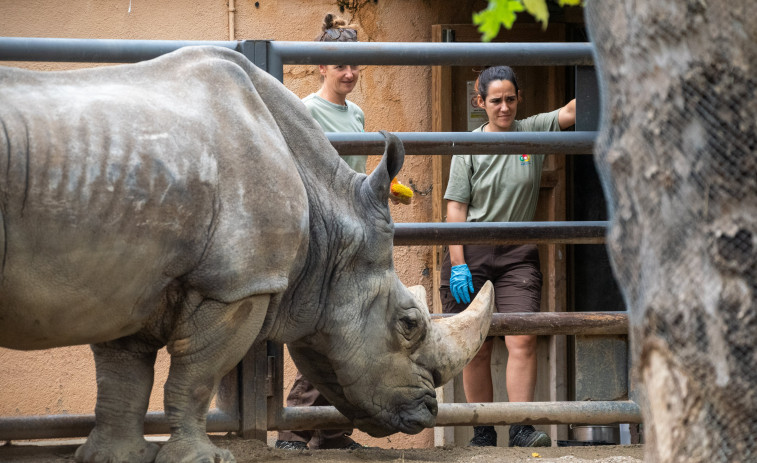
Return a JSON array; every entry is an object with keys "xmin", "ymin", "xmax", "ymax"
[{"xmin": 450, "ymin": 264, "xmax": 475, "ymax": 304}]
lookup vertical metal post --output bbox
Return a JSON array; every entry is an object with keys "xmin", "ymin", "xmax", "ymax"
[
  {"xmin": 237, "ymin": 341, "xmax": 269, "ymax": 441},
  {"xmin": 573, "ymin": 64, "xmax": 631, "ymax": 443},
  {"xmin": 237, "ymin": 40, "xmax": 270, "ymax": 72},
  {"xmin": 226, "ymin": 40, "xmax": 281, "ymax": 441},
  {"xmin": 268, "ymin": 43, "xmax": 284, "ymax": 83},
  {"xmin": 266, "ymin": 342, "xmax": 285, "ymax": 435},
  {"xmin": 575, "ymin": 66, "xmax": 599, "ymax": 131}
]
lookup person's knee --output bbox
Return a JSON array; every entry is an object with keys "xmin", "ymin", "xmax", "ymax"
[{"xmin": 505, "ymin": 335, "xmax": 537, "ymax": 359}]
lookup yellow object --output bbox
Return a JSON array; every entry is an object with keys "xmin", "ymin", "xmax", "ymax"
[
  {"xmin": 390, "ymin": 178, "xmax": 413, "ymax": 205},
  {"xmin": 531, "ymin": 452, "xmax": 541, "ymax": 458}
]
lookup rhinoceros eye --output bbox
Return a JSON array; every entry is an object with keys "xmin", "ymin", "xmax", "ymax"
[
  {"xmin": 397, "ymin": 309, "xmax": 425, "ymax": 346},
  {"xmin": 400, "ymin": 316, "xmax": 418, "ymax": 332}
]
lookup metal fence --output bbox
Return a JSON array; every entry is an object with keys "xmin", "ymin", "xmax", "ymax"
[{"xmin": 0, "ymin": 37, "xmax": 638, "ymax": 443}]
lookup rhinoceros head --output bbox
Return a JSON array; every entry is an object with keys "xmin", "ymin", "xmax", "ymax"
[{"xmin": 287, "ymin": 132, "xmax": 493, "ymax": 437}]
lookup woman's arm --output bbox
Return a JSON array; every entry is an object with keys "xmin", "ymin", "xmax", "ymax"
[
  {"xmin": 558, "ymin": 98, "xmax": 576, "ymax": 130},
  {"xmin": 446, "ymin": 199, "xmax": 469, "ymax": 266}
]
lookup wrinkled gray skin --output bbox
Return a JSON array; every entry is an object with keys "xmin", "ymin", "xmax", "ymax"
[{"xmin": 0, "ymin": 46, "xmax": 492, "ymax": 463}]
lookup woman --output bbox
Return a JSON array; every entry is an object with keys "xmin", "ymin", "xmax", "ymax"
[
  {"xmin": 440, "ymin": 65, "xmax": 576, "ymax": 448},
  {"xmin": 275, "ymin": 13, "xmax": 367, "ymax": 452},
  {"xmin": 302, "ymin": 14, "xmax": 366, "ymax": 174}
]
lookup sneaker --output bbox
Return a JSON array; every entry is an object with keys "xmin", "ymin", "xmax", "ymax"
[
  {"xmin": 341, "ymin": 441, "xmax": 366, "ymax": 450},
  {"xmin": 508, "ymin": 424, "xmax": 551, "ymax": 447},
  {"xmin": 468, "ymin": 425, "xmax": 497, "ymax": 447},
  {"xmin": 274, "ymin": 440, "xmax": 309, "ymax": 450},
  {"xmin": 339, "ymin": 437, "xmax": 377, "ymax": 450}
]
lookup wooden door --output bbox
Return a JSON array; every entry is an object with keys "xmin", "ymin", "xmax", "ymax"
[{"xmin": 431, "ymin": 23, "xmax": 569, "ymax": 446}]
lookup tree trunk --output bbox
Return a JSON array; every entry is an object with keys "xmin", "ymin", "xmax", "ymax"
[{"xmin": 585, "ymin": 2, "xmax": 757, "ymax": 462}]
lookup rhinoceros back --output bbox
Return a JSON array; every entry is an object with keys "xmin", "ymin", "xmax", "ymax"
[{"xmin": 0, "ymin": 47, "xmax": 309, "ymax": 349}]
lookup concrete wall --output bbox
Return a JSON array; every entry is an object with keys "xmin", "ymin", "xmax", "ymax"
[{"xmin": 0, "ymin": 0, "xmax": 486, "ymax": 449}]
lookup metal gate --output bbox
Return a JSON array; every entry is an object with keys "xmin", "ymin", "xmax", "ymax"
[{"xmin": 0, "ymin": 37, "xmax": 640, "ymax": 443}]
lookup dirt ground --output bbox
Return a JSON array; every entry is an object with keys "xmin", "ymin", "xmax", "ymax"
[{"xmin": 1, "ymin": 435, "xmax": 644, "ymax": 463}]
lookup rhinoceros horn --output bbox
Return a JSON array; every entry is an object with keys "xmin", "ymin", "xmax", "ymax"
[{"xmin": 413, "ymin": 281, "xmax": 494, "ymax": 387}]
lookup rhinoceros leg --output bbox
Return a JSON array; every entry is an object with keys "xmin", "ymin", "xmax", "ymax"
[
  {"xmin": 155, "ymin": 294, "xmax": 270, "ymax": 463},
  {"xmin": 75, "ymin": 344, "xmax": 160, "ymax": 463}
]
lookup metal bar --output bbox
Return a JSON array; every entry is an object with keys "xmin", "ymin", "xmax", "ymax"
[
  {"xmin": 576, "ymin": 66, "xmax": 600, "ymax": 131},
  {"xmin": 0, "ymin": 37, "xmax": 238, "ymax": 63},
  {"xmin": 270, "ymin": 41, "xmax": 594, "ymax": 66},
  {"xmin": 238, "ymin": 341, "xmax": 268, "ymax": 440},
  {"xmin": 0, "ymin": 38, "xmax": 594, "ymax": 66},
  {"xmin": 271, "ymin": 401, "xmax": 642, "ymax": 431},
  {"xmin": 328, "ymin": 131, "xmax": 596, "ymax": 156},
  {"xmin": 267, "ymin": 42, "xmax": 284, "ymax": 82},
  {"xmin": 0, "ymin": 409, "xmax": 237, "ymax": 441},
  {"xmin": 393, "ymin": 221, "xmax": 607, "ymax": 246},
  {"xmin": 431, "ymin": 311, "xmax": 628, "ymax": 336},
  {"xmin": 266, "ymin": 342, "xmax": 285, "ymax": 433},
  {"xmin": 1, "ymin": 399, "xmax": 639, "ymax": 440}
]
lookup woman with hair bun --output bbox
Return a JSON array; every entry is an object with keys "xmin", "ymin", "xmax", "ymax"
[
  {"xmin": 302, "ymin": 13, "xmax": 366, "ymax": 174},
  {"xmin": 274, "ymin": 13, "xmax": 368, "ymax": 452},
  {"xmin": 440, "ymin": 65, "xmax": 576, "ymax": 448}
]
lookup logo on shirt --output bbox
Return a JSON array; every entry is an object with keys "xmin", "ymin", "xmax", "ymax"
[{"xmin": 519, "ymin": 154, "xmax": 531, "ymax": 166}]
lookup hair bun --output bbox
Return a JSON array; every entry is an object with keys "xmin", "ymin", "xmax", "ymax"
[
  {"xmin": 322, "ymin": 13, "xmax": 349, "ymax": 31},
  {"xmin": 322, "ymin": 13, "xmax": 335, "ymax": 31}
]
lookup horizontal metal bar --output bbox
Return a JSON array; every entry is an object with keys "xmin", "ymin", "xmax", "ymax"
[
  {"xmin": 0, "ymin": 38, "xmax": 594, "ymax": 66},
  {"xmin": 270, "ymin": 41, "xmax": 594, "ymax": 66},
  {"xmin": 328, "ymin": 131, "xmax": 596, "ymax": 156},
  {"xmin": 0, "ymin": 409, "xmax": 237, "ymax": 441},
  {"xmin": 271, "ymin": 401, "xmax": 641, "ymax": 431},
  {"xmin": 437, "ymin": 401, "xmax": 641, "ymax": 426},
  {"xmin": 0, "ymin": 37, "xmax": 238, "ymax": 63},
  {"xmin": 2, "ymin": 400, "xmax": 639, "ymax": 441},
  {"xmin": 431, "ymin": 311, "xmax": 628, "ymax": 336},
  {"xmin": 393, "ymin": 221, "xmax": 607, "ymax": 246}
]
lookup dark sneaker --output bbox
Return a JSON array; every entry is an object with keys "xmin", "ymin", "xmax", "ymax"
[
  {"xmin": 508, "ymin": 424, "xmax": 551, "ymax": 447},
  {"xmin": 339, "ymin": 437, "xmax": 376, "ymax": 450},
  {"xmin": 341, "ymin": 441, "xmax": 367, "ymax": 450},
  {"xmin": 274, "ymin": 440, "xmax": 309, "ymax": 450},
  {"xmin": 468, "ymin": 425, "xmax": 497, "ymax": 447}
]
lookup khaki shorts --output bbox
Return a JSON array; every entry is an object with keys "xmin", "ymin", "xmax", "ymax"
[{"xmin": 439, "ymin": 244, "xmax": 542, "ymax": 315}]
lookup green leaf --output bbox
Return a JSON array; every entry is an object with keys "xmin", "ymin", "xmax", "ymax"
[
  {"xmin": 474, "ymin": 0, "xmax": 583, "ymax": 39},
  {"xmin": 522, "ymin": 0, "xmax": 549, "ymax": 30},
  {"xmin": 473, "ymin": 0, "xmax": 525, "ymax": 42}
]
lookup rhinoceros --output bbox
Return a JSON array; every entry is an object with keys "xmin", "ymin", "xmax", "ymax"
[{"xmin": 0, "ymin": 46, "xmax": 493, "ymax": 463}]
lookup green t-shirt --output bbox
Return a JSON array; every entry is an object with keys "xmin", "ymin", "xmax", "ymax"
[
  {"xmin": 444, "ymin": 109, "xmax": 562, "ymax": 223},
  {"xmin": 302, "ymin": 93, "xmax": 366, "ymax": 174}
]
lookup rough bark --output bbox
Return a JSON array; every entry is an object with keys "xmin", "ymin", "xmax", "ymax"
[{"xmin": 585, "ymin": 1, "xmax": 757, "ymax": 462}]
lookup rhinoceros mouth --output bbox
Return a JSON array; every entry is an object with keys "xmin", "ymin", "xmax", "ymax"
[
  {"xmin": 354, "ymin": 391, "xmax": 438, "ymax": 437},
  {"xmin": 397, "ymin": 392, "xmax": 438, "ymax": 433}
]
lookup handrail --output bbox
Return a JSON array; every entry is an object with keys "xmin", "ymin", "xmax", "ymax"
[
  {"xmin": 273, "ymin": 401, "xmax": 641, "ymax": 430},
  {"xmin": 0, "ymin": 37, "xmax": 238, "ymax": 62},
  {"xmin": 0, "ymin": 400, "xmax": 640, "ymax": 440},
  {"xmin": 327, "ymin": 131, "xmax": 596, "ymax": 155},
  {"xmin": 0, "ymin": 37, "xmax": 593, "ymax": 66},
  {"xmin": 434, "ymin": 311, "xmax": 627, "ymax": 336},
  {"xmin": 394, "ymin": 221, "xmax": 607, "ymax": 245},
  {"xmin": 269, "ymin": 41, "xmax": 594, "ymax": 66}
]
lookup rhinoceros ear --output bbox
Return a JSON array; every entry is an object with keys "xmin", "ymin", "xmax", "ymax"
[{"xmin": 367, "ymin": 130, "xmax": 405, "ymax": 201}]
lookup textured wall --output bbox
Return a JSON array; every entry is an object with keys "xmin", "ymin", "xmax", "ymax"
[{"xmin": 0, "ymin": 0, "xmax": 485, "ymax": 449}]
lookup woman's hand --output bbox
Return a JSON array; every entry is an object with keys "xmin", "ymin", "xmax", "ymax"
[{"xmin": 450, "ymin": 264, "xmax": 475, "ymax": 304}]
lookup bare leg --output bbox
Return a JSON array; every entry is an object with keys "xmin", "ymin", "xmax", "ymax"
[
  {"xmin": 75, "ymin": 342, "xmax": 159, "ymax": 463},
  {"xmin": 504, "ymin": 335, "xmax": 537, "ymax": 402},
  {"xmin": 462, "ymin": 338, "xmax": 494, "ymax": 403},
  {"xmin": 156, "ymin": 294, "xmax": 270, "ymax": 463}
]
